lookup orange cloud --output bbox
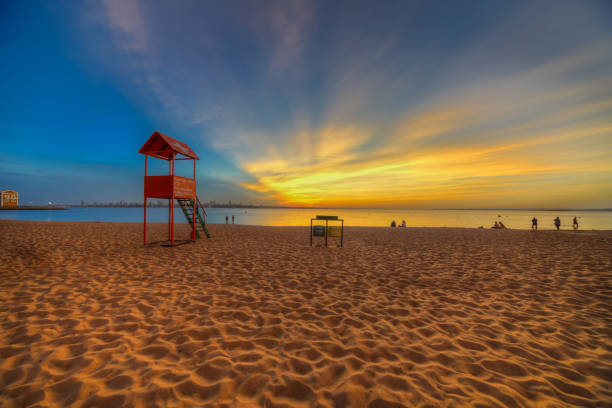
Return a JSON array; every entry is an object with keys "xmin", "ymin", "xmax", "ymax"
[{"xmin": 216, "ymin": 47, "xmax": 612, "ymax": 208}]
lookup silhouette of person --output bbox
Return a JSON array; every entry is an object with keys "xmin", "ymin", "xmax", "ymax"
[
  {"xmin": 401, "ymin": 220, "xmax": 406, "ymax": 227},
  {"xmin": 492, "ymin": 221, "xmax": 499, "ymax": 229},
  {"xmin": 390, "ymin": 220, "xmax": 396, "ymax": 227},
  {"xmin": 573, "ymin": 216, "xmax": 578, "ymax": 230},
  {"xmin": 232, "ymin": 215, "xmax": 235, "ymax": 224},
  {"xmin": 532, "ymin": 217, "xmax": 538, "ymax": 230},
  {"xmin": 554, "ymin": 217, "xmax": 561, "ymax": 230},
  {"xmin": 225, "ymin": 215, "xmax": 228, "ymax": 224},
  {"xmin": 499, "ymin": 221, "xmax": 506, "ymax": 229}
]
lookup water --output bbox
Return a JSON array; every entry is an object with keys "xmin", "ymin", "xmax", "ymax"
[{"xmin": 1, "ymin": 207, "xmax": 611, "ymax": 230}]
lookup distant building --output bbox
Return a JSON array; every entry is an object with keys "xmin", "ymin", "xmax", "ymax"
[{"xmin": 1, "ymin": 190, "xmax": 18, "ymax": 207}]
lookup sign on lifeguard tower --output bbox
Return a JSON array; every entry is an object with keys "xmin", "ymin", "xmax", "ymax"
[{"xmin": 139, "ymin": 131, "xmax": 211, "ymax": 246}]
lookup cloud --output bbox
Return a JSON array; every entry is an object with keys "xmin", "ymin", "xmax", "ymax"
[
  {"xmin": 227, "ymin": 43, "xmax": 612, "ymax": 207},
  {"xmin": 93, "ymin": 0, "xmax": 318, "ymax": 128},
  {"xmin": 102, "ymin": 0, "xmax": 149, "ymax": 52},
  {"xmin": 95, "ymin": 0, "xmax": 210, "ymax": 126},
  {"xmin": 264, "ymin": 0, "xmax": 314, "ymax": 71},
  {"xmin": 78, "ymin": 1, "xmax": 612, "ymax": 208}
]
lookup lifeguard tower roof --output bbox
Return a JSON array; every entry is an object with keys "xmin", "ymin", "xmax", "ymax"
[{"xmin": 138, "ymin": 131, "xmax": 200, "ymax": 160}]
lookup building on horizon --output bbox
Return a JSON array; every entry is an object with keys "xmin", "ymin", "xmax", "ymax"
[{"xmin": 1, "ymin": 190, "xmax": 18, "ymax": 207}]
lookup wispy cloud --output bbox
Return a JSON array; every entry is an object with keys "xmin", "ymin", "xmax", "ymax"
[
  {"xmin": 227, "ymin": 44, "xmax": 612, "ymax": 207},
  {"xmin": 264, "ymin": 0, "xmax": 314, "ymax": 71},
  {"xmin": 102, "ymin": 0, "xmax": 149, "ymax": 52},
  {"xmin": 78, "ymin": 0, "xmax": 612, "ymax": 207}
]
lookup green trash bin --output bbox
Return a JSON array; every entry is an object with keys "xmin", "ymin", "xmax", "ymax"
[{"xmin": 313, "ymin": 225, "xmax": 325, "ymax": 236}]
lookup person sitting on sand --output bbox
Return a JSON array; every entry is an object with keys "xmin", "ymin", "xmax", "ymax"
[
  {"xmin": 573, "ymin": 216, "xmax": 578, "ymax": 230},
  {"xmin": 532, "ymin": 217, "xmax": 538, "ymax": 230},
  {"xmin": 554, "ymin": 217, "xmax": 561, "ymax": 230},
  {"xmin": 499, "ymin": 221, "xmax": 506, "ymax": 229},
  {"xmin": 390, "ymin": 220, "xmax": 396, "ymax": 227},
  {"xmin": 492, "ymin": 221, "xmax": 500, "ymax": 229},
  {"xmin": 401, "ymin": 220, "xmax": 406, "ymax": 227}
]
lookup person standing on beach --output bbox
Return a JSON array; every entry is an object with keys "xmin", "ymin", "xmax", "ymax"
[
  {"xmin": 554, "ymin": 217, "xmax": 561, "ymax": 230},
  {"xmin": 532, "ymin": 217, "xmax": 538, "ymax": 230},
  {"xmin": 232, "ymin": 215, "xmax": 235, "ymax": 224},
  {"xmin": 225, "ymin": 215, "xmax": 228, "ymax": 224},
  {"xmin": 573, "ymin": 216, "xmax": 578, "ymax": 230}
]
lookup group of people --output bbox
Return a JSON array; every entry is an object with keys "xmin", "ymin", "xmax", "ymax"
[
  {"xmin": 390, "ymin": 216, "xmax": 581, "ymax": 230},
  {"xmin": 225, "ymin": 215, "xmax": 235, "ymax": 224},
  {"xmin": 390, "ymin": 220, "xmax": 407, "ymax": 228},
  {"xmin": 489, "ymin": 216, "xmax": 580, "ymax": 230},
  {"xmin": 531, "ymin": 216, "xmax": 579, "ymax": 231},
  {"xmin": 492, "ymin": 221, "xmax": 507, "ymax": 229}
]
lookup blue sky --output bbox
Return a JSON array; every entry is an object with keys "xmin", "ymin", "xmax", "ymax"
[{"xmin": 1, "ymin": 0, "xmax": 611, "ymax": 207}]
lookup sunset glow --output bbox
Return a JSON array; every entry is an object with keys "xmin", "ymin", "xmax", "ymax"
[{"xmin": 1, "ymin": 1, "xmax": 611, "ymax": 208}]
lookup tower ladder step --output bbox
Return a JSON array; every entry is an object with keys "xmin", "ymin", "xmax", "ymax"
[{"xmin": 177, "ymin": 197, "xmax": 211, "ymax": 239}]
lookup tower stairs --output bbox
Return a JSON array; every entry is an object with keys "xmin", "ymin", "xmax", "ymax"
[{"xmin": 177, "ymin": 197, "xmax": 211, "ymax": 239}]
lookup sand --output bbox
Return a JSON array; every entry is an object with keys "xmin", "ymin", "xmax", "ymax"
[{"xmin": 0, "ymin": 220, "xmax": 610, "ymax": 407}]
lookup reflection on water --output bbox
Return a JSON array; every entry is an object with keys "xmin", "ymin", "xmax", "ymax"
[{"xmin": 1, "ymin": 207, "xmax": 611, "ymax": 230}]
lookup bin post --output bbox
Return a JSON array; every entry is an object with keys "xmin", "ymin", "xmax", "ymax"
[
  {"xmin": 310, "ymin": 218, "xmax": 313, "ymax": 246},
  {"xmin": 325, "ymin": 220, "xmax": 328, "ymax": 247}
]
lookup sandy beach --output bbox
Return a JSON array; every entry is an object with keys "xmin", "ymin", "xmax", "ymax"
[{"xmin": 0, "ymin": 220, "xmax": 610, "ymax": 407}]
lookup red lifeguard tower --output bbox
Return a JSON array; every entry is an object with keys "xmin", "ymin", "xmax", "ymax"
[{"xmin": 139, "ymin": 131, "xmax": 211, "ymax": 245}]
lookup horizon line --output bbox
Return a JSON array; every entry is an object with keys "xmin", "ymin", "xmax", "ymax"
[{"xmin": 61, "ymin": 203, "xmax": 612, "ymax": 212}]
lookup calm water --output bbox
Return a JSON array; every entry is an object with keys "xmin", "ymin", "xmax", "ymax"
[{"xmin": 1, "ymin": 207, "xmax": 611, "ymax": 230}]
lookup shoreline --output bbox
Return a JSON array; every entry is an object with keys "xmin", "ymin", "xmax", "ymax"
[
  {"xmin": 0, "ymin": 206, "xmax": 67, "ymax": 210},
  {"xmin": 1, "ymin": 219, "xmax": 609, "ymax": 231}
]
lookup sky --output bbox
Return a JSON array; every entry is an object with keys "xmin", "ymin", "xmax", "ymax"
[{"xmin": 1, "ymin": 0, "xmax": 611, "ymax": 208}]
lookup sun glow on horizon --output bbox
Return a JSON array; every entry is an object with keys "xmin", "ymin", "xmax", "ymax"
[
  {"xmin": 228, "ymin": 51, "xmax": 612, "ymax": 208},
  {"xmin": 2, "ymin": 1, "xmax": 611, "ymax": 207}
]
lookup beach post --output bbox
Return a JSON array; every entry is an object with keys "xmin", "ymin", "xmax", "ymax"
[{"xmin": 139, "ymin": 131, "xmax": 206, "ymax": 245}]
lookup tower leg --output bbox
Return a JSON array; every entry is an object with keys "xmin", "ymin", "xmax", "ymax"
[
  {"xmin": 192, "ymin": 198, "xmax": 196, "ymax": 240},
  {"xmin": 171, "ymin": 158, "xmax": 175, "ymax": 245},
  {"xmin": 171, "ymin": 197, "xmax": 175, "ymax": 245},
  {"xmin": 144, "ymin": 155, "xmax": 147, "ymax": 244},
  {"xmin": 144, "ymin": 197, "xmax": 147, "ymax": 244}
]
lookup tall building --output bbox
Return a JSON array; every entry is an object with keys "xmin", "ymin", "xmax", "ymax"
[{"xmin": 1, "ymin": 190, "xmax": 18, "ymax": 207}]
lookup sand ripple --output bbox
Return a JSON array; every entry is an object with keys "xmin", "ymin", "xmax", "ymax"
[{"xmin": 0, "ymin": 221, "xmax": 611, "ymax": 407}]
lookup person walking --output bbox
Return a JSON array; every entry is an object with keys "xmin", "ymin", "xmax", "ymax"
[
  {"xmin": 225, "ymin": 215, "xmax": 228, "ymax": 224},
  {"xmin": 554, "ymin": 217, "xmax": 561, "ymax": 231},
  {"xmin": 573, "ymin": 216, "xmax": 578, "ymax": 230},
  {"xmin": 531, "ymin": 217, "xmax": 538, "ymax": 230}
]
